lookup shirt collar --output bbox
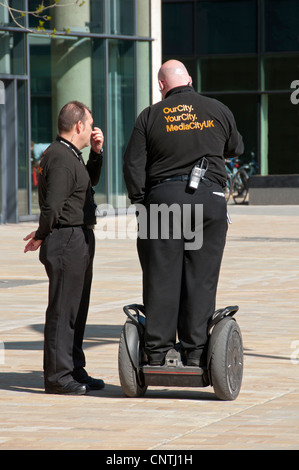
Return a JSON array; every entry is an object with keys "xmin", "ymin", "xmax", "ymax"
[
  {"xmin": 165, "ymin": 85, "xmax": 195, "ymax": 99},
  {"xmin": 56, "ymin": 135, "xmax": 84, "ymax": 164},
  {"xmin": 56, "ymin": 135, "xmax": 82, "ymax": 156}
]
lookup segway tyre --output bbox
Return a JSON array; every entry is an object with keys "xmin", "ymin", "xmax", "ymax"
[
  {"xmin": 209, "ymin": 317, "xmax": 243, "ymax": 401},
  {"xmin": 118, "ymin": 319, "xmax": 147, "ymax": 398}
]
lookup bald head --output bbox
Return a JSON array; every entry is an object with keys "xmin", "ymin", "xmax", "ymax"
[{"xmin": 158, "ymin": 60, "xmax": 192, "ymax": 98}]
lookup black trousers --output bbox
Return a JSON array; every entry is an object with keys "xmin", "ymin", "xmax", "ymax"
[
  {"xmin": 39, "ymin": 226, "xmax": 95, "ymax": 387},
  {"xmin": 137, "ymin": 179, "xmax": 228, "ymax": 363}
]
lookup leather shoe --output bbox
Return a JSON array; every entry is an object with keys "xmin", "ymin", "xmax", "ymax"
[
  {"xmin": 148, "ymin": 361, "xmax": 163, "ymax": 367},
  {"xmin": 73, "ymin": 368, "xmax": 105, "ymax": 390},
  {"xmin": 185, "ymin": 349, "xmax": 204, "ymax": 367},
  {"xmin": 79, "ymin": 376, "xmax": 105, "ymax": 390},
  {"xmin": 147, "ymin": 354, "xmax": 165, "ymax": 366},
  {"xmin": 45, "ymin": 380, "xmax": 89, "ymax": 395}
]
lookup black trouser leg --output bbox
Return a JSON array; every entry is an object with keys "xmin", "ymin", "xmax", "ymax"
[
  {"xmin": 137, "ymin": 236, "xmax": 184, "ymax": 362},
  {"xmin": 39, "ymin": 227, "xmax": 94, "ymax": 387},
  {"xmin": 178, "ymin": 199, "xmax": 227, "ymax": 355},
  {"xmin": 72, "ymin": 228, "xmax": 95, "ymax": 377}
]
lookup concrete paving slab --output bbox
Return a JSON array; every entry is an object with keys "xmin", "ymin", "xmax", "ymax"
[{"xmin": 0, "ymin": 205, "xmax": 299, "ymax": 450}]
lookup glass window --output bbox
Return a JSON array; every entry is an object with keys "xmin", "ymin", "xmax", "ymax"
[
  {"xmin": 29, "ymin": 0, "xmax": 93, "ymax": 33},
  {"xmin": 196, "ymin": 0, "xmax": 257, "ymax": 54},
  {"xmin": 30, "ymin": 34, "xmax": 108, "ymax": 208},
  {"xmin": 199, "ymin": 57, "xmax": 258, "ymax": 92},
  {"xmin": 51, "ymin": 35, "xmax": 94, "ymax": 153},
  {"xmin": 263, "ymin": 55, "xmax": 299, "ymax": 91},
  {"xmin": 263, "ymin": 0, "xmax": 299, "ymax": 52},
  {"xmin": 137, "ymin": 0, "xmax": 150, "ymax": 37},
  {"xmin": 184, "ymin": 57, "xmax": 197, "ymax": 88},
  {"xmin": 30, "ymin": 36, "xmax": 52, "ymax": 143},
  {"xmin": 109, "ymin": 0, "xmax": 135, "ymax": 36},
  {"xmin": 90, "ymin": 0, "xmax": 105, "ymax": 33},
  {"xmin": 28, "ymin": 0, "xmax": 55, "ymax": 31},
  {"xmin": 267, "ymin": 93, "xmax": 299, "ymax": 174},
  {"xmin": 0, "ymin": 0, "xmax": 26, "ymax": 28},
  {"xmin": 30, "ymin": 36, "xmax": 52, "ymax": 213},
  {"xmin": 0, "ymin": 31, "xmax": 26, "ymax": 75},
  {"xmin": 91, "ymin": 38, "xmax": 107, "ymax": 206},
  {"xmin": 108, "ymin": 39, "xmax": 135, "ymax": 207},
  {"xmin": 211, "ymin": 93, "xmax": 258, "ymax": 166},
  {"xmin": 162, "ymin": 2, "xmax": 194, "ymax": 56},
  {"xmin": 17, "ymin": 80, "xmax": 29, "ymax": 216},
  {"xmin": 137, "ymin": 41, "xmax": 151, "ymax": 114}
]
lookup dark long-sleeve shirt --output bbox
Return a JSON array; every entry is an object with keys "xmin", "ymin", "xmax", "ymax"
[
  {"xmin": 123, "ymin": 85, "xmax": 244, "ymax": 204},
  {"xmin": 35, "ymin": 136, "xmax": 103, "ymax": 240}
]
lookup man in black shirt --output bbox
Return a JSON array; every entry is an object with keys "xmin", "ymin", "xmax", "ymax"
[
  {"xmin": 123, "ymin": 60, "xmax": 244, "ymax": 367},
  {"xmin": 24, "ymin": 101, "xmax": 104, "ymax": 395}
]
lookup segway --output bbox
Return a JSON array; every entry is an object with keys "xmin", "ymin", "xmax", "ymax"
[{"xmin": 118, "ymin": 304, "xmax": 243, "ymax": 401}]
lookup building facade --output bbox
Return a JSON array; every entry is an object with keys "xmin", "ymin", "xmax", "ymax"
[
  {"xmin": 162, "ymin": 0, "xmax": 299, "ymax": 178},
  {"xmin": 1, "ymin": 0, "xmax": 299, "ymax": 224},
  {"xmin": 0, "ymin": 0, "xmax": 161, "ymax": 223}
]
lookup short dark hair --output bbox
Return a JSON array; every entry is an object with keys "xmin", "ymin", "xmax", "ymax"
[{"xmin": 58, "ymin": 101, "xmax": 91, "ymax": 134}]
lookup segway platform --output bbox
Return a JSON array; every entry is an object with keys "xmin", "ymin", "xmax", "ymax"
[
  {"xmin": 143, "ymin": 348, "xmax": 208, "ymax": 388},
  {"xmin": 118, "ymin": 304, "xmax": 243, "ymax": 401}
]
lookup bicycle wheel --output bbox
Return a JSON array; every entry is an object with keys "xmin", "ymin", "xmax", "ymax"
[{"xmin": 232, "ymin": 169, "xmax": 248, "ymax": 204}]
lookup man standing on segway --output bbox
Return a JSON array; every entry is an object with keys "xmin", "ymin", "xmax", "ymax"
[{"xmin": 123, "ymin": 60, "xmax": 244, "ymax": 368}]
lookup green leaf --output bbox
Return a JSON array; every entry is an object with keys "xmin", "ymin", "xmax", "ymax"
[{"xmin": 36, "ymin": 4, "xmax": 45, "ymax": 14}]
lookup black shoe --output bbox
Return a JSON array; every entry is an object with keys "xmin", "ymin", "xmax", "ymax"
[
  {"xmin": 185, "ymin": 349, "xmax": 204, "ymax": 367},
  {"xmin": 73, "ymin": 368, "xmax": 105, "ymax": 390},
  {"xmin": 45, "ymin": 380, "xmax": 89, "ymax": 395},
  {"xmin": 81, "ymin": 376, "xmax": 105, "ymax": 390},
  {"xmin": 148, "ymin": 356, "xmax": 165, "ymax": 366},
  {"xmin": 148, "ymin": 360, "xmax": 164, "ymax": 366}
]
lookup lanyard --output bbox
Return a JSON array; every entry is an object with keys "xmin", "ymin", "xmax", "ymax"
[{"xmin": 59, "ymin": 139, "xmax": 83, "ymax": 165}]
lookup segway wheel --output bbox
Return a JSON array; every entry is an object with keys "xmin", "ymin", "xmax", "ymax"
[
  {"xmin": 209, "ymin": 317, "xmax": 243, "ymax": 401},
  {"xmin": 118, "ymin": 320, "xmax": 147, "ymax": 398}
]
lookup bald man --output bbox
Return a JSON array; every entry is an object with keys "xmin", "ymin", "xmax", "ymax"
[
  {"xmin": 158, "ymin": 60, "xmax": 192, "ymax": 97},
  {"xmin": 123, "ymin": 60, "xmax": 244, "ymax": 367}
]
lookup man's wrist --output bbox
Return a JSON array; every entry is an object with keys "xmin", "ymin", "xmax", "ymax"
[{"xmin": 91, "ymin": 147, "xmax": 103, "ymax": 156}]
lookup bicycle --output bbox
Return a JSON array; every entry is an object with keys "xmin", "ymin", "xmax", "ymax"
[
  {"xmin": 238, "ymin": 152, "xmax": 259, "ymax": 178},
  {"xmin": 225, "ymin": 157, "xmax": 248, "ymax": 204}
]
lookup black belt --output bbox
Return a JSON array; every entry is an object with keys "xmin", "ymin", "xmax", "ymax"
[
  {"xmin": 153, "ymin": 175, "xmax": 190, "ymax": 186},
  {"xmin": 152, "ymin": 174, "xmax": 212, "ymax": 187}
]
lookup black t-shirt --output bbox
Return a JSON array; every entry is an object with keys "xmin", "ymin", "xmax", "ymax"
[
  {"xmin": 35, "ymin": 136, "xmax": 103, "ymax": 240},
  {"xmin": 123, "ymin": 85, "xmax": 244, "ymax": 204}
]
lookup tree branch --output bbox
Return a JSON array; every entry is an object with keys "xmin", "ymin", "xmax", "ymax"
[{"xmin": 0, "ymin": 0, "xmax": 85, "ymax": 35}]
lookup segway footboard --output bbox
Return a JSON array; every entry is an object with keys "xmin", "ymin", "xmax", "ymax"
[{"xmin": 142, "ymin": 348, "xmax": 209, "ymax": 388}]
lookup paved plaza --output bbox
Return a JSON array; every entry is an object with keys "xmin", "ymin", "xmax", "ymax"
[{"xmin": 0, "ymin": 204, "xmax": 299, "ymax": 451}]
